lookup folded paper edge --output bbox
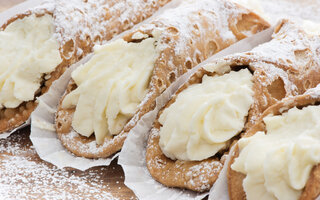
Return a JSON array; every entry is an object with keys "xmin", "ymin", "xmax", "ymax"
[{"xmin": 118, "ymin": 27, "xmax": 274, "ymax": 200}]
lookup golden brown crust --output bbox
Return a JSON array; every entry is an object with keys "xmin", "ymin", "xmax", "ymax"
[
  {"xmin": 301, "ymin": 164, "xmax": 320, "ymax": 200},
  {"xmin": 0, "ymin": 10, "xmax": 70, "ymax": 133},
  {"xmin": 0, "ymin": 12, "xmax": 46, "ymax": 133},
  {"xmin": 55, "ymin": 0, "xmax": 270, "ymax": 159},
  {"xmin": 227, "ymin": 145, "xmax": 246, "ymax": 200},
  {"xmin": 146, "ymin": 121, "xmax": 223, "ymax": 192},
  {"xmin": 228, "ymin": 92, "xmax": 320, "ymax": 200},
  {"xmin": 0, "ymin": 0, "xmax": 172, "ymax": 134},
  {"xmin": 145, "ymin": 62, "xmax": 291, "ymax": 192},
  {"xmin": 0, "ymin": 10, "xmax": 81, "ymax": 133},
  {"xmin": 147, "ymin": 20, "xmax": 320, "ymax": 192},
  {"xmin": 229, "ymin": 10, "xmax": 269, "ymax": 41},
  {"xmin": 0, "ymin": 59, "xmax": 69, "ymax": 133},
  {"xmin": 55, "ymin": 76, "xmax": 160, "ymax": 158},
  {"xmin": 146, "ymin": 69, "xmax": 224, "ymax": 192}
]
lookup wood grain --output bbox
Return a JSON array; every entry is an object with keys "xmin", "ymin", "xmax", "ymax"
[
  {"xmin": 2, "ymin": 0, "xmax": 318, "ymax": 199},
  {"xmin": 0, "ymin": 1, "xmax": 136, "ymax": 199},
  {"xmin": 0, "ymin": 128, "xmax": 136, "ymax": 199}
]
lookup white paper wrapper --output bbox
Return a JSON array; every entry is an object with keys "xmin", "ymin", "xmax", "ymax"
[
  {"xmin": 28, "ymin": 0, "xmax": 192, "ymax": 171},
  {"xmin": 0, "ymin": 0, "xmax": 46, "ymax": 138},
  {"xmin": 118, "ymin": 27, "xmax": 274, "ymax": 200},
  {"xmin": 0, "ymin": 0, "xmax": 182, "ymax": 139},
  {"xmin": 209, "ymin": 143, "xmax": 320, "ymax": 200},
  {"xmin": 208, "ymin": 145, "xmax": 236, "ymax": 200},
  {"xmin": 209, "ymin": 129, "xmax": 320, "ymax": 200},
  {"xmin": 0, "ymin": 119, "xmax": 30, "ymax": 139},
  {"xmin": 30, "ymin": 55, "xmax": 119, "ymax": 171}
]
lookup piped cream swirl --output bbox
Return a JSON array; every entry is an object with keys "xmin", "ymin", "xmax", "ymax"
[
  {"xmin": 159, "ymin": 69, "xmax": 254, "ymax": 161},
  {"xmin": 232, "ymin": 105, "xmax": 320, "ymax": 200},
  {"xmin": 0, "ymin": 14, "xmax": 62, "ymax": 109},
  {"xmin": 62, "ymin": 37, "xmax": 158, "ymax": 144}
]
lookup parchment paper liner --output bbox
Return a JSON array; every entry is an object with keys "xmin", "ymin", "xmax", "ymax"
[
  {"xmin": 118, "ymin": 28, "xmax": 273, "ymax": 200},
  {"xmin": 208, "ymin": 111, "xmax": 320, "ymax": 200},
  {"xmin": 0, "ymin": 0, "xmax": 183, "ymax": 139},
  {"xmin": 209, "ymin": 86, "xmax": 320, "ymax": 200},
  {"xmin": 30, "ymin": 55, "xmax": 119, "ymax": 171},
  {"xmin": 0, "ymin": 0, "xmax": 47, "ymax": 138},
  {"xmin": 28, "ymin": 0, "xmax": 194, "ymax": 171},
  {"xmin": 209, "ymin": 135, "xmax": 320, "ymax": 200},
  {"xmin": 208, "ymin": 145, "xmax": 236, "ymax": 200}
]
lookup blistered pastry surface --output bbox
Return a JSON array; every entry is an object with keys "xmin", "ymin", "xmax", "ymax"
[
  {"xmin": 0, "ymin": 14, "xmax": 61, "ymax": 109},
  {"xmin": 32, "ymin": 0, "xmax": 172, "ymax": 60},
  {"xmin": 232, "ymin": 106, "xmax": 320, "ymax": 200},
  {"xmin": 146, "ymin": 20, "xmax": 320, "ymax": 192},
  {"xmin": 0, "ymin": 0, "xmax": 171, "ymax": 133},
  {"xmin": 228, "ymin": 90, "xmax": 320, "ymax": 200},
  {"xmin": 206, "ymin": 20, "xmax": 320, "ymax": 127},
  {"xmin": 55, "ymin": 0, "xmax": 269, "ymax": 159},
  {"xmin": 224, "ymin": 21, "xmax": 320, "ymax": 200}
]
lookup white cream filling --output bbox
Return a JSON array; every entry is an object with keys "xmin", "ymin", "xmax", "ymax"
[
  {"xmin": 62, "ymin": 37, "xmax": 158, "ymax": 144},
  {"xmin": 0, "ymin": 14, "xmax": 62, "ymax": 109},
  {"xmin": 159, "ymin": 69, "xmax": 254, "ymax": 161},
  {"xmin": 232, "ymin": 105, "xmax": 320, "ymax": 200}
]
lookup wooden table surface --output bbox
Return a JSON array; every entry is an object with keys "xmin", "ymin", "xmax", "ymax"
[
  {"xmin": 0, "ymin": 1, "xmax": 136, "ymax": 199},
  {"xmin": 1, "ymin": 0, "xmax": 319, "ymax": 199}
]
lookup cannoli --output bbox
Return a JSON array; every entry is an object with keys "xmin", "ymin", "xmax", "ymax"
[
  {"xmin": 0, "ymin": 0, "xmax": 171, "ymax": 134},
  {"xmin": 146, "ymin": 20, "xmax": 320, "ymax": 192},
  {"xmin": 227, "ymin": 85, "xmax": 320, "ymax": 200},
  {"xmin": 55, "ymin": 0, "xmax": 269, "ymax": 159}
]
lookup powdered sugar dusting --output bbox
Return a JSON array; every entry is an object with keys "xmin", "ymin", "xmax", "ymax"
[
  {"xmin": 305, "ymin": 84, "xmax": 320, "ymax": 98},
  {"xmin": 120, "ymin": 0, "xmax": 265, "ymax": 149},
  {"xmin": 260, "ymin": 0, "xmax": 320, "ymax": 25},
  {"xmin": 214, "ymin": 20, "xmax": 320, "ymax": 98},
  {"xmin": 140, "ymin": 0, "xmax": 250, "ymax": 55},
  {"xmin": 0, "ymin": 157, "xmax": 115, "ymax": 199},
  {"xmin": 28, "ymin": 0, "xmax": 169, "ymax": 59},
  {"xmin": 55, "ymin": 0, "xmax": 260, "ymax": 157},
  {"xmin": 218, "ymin": 21, "xmax": 320, "ymax": 72},
  {"xmin": 119, "ymin": 109, "xmax": 208, "ymax": 200},
  {"xmin": 186, "ymin": 162, "xmax": 222, "ymax": 191},
  {"xmin": 0, "ymin": 129, "xmax": 137, "ymax": 199},
  {"xmin": 253, "ymin": 61, "xmax": 297, "ymax": 95},
  {"xmin": 251, "ymin": 21, "xmax": 320, "ymax": 69},
  {"xmin": 147, "ymin": 126, "xmax": 223, "ymax": 192},
  {"xmin": 61, "ymin": 129, "xmax": 126, "ymax": 155}
]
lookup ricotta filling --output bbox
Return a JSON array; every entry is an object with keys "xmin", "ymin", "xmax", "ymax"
[
  {"xmin": 232, "ymin": 105, "xmax": 320, "ymax": 200},
  {"xmin": 159, "ymin": 69, "xmax": 254, "ymax": 161},
  {"xmin": 62, "ymin": 36, "xmax": 158, "ymax": 144},
  {"xmin": 0, "ymin": 14, "xmax": 62, "ymax": 109}
]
